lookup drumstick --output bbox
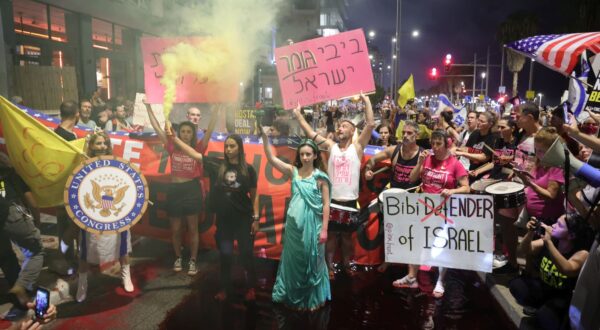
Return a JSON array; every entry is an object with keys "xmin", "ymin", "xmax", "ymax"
[
  {"xmin": 405, "ymin": 185, "xmax": 420, "ymax": 192},
  {"xmin": 483, "ymin": 143, "xmax": 496, "ymax": 154},
  {"xmin": 371, "ymin": 166, "xmax": 391, "ymax": 175}
]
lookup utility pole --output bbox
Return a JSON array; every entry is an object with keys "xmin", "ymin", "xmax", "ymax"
[{"xmin": 485, "ymin": 47, "xmax": 490, "ymax": 97}]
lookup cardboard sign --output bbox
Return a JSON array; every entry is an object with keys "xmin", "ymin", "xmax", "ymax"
[
  {"xmin": 140, "ymin": 37, "xmax": 238, "ymax": 103},
  {"xmin": 233, "ymin": 109, "xmax": 257, "ymax": 135},
  {"xmin": 274, "ymin": 29, "xmax": 375, "ymax": 109},
  {"xmin": 132, "ymin": 93, "xmax": 166, "ymax": 129},
  {"xmin": 382, "ymin": 191, "xmax": 494, "ymax": 273},
  {"xmin": 585, "ymin": 70, "xmax": 600, "ymax": 111}
]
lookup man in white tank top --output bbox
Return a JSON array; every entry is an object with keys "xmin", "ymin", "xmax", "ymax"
[{"xmin": 293, "ymin": 93, "xmax": 375, "ymax": 278}]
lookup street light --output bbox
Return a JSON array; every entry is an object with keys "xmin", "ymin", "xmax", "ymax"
[
  {"xmin": 480, "ymin": 72, "xmax": 486, "ymax": 96},
  {"xmin": 411, "ymin": 30, "xmax": 420, "ymax": 38},
  {"xmin": 368, "ymin": 30, "xmax": 376, "ymax": 38},
  {"xmin": 537, "ymin": 93, "xmax": 543, "ymax": 107}
]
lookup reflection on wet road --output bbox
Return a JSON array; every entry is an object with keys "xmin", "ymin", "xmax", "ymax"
[{"xmin": 160, "ymin": 260, "xmax": 513, "ymax": 330}]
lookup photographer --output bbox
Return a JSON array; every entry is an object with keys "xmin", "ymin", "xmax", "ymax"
[{"xmin": 510, "ymin": 214, "xmax": 594, "ymax": 329}]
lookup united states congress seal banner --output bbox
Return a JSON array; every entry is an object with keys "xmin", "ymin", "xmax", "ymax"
[{"xmin": 64, "ymin": 156, "xmax": 149, "ymax": 234}]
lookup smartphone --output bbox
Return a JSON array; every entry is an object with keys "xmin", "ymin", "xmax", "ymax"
[
  {"xmin": 563, "ymin": 102, "xmax": 571, "ymax": 125},
  {"xmin": 535, "ymin": 221, "xmax": 546, "ymax": 237},
  {"xmin": 35, "ymin": 287, "xmax": 50, "ymax": 319}
]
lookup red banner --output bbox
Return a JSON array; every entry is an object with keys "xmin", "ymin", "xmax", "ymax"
[
  {"xmin": 274, "ymin": 29, "xmax": 375, "ymax": 109},
  {"xmin": 4, "ymin": 108, "xmax": 389, "ymax": 264}
]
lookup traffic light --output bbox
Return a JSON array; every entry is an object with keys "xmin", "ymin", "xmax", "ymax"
[
  {"xmin": 444, "ymin": 54, "xmax": 452, "ymax": 72},
  {"xmin": 429, "ymin": 67, "xmax": 438, "ymax": 80}
]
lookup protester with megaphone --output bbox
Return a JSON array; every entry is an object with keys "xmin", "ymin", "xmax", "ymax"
[{"xmin": 538, "ymin": 116, "xmax": 600, "ymax": 188}]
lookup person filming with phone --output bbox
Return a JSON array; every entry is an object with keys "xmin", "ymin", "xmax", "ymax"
[{"xmin": 509, "ymin": 213, "xmax": 594, "ymax": 329}]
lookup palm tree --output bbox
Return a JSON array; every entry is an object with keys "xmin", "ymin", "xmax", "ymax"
[{"xmin": 497, "ymin": 12, "xmax": 539, "ymax": 97}]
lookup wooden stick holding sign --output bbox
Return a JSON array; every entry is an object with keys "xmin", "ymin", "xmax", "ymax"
[{"xmin": 372, "ymin": 166, "xmax": 391, "ymax": 175}]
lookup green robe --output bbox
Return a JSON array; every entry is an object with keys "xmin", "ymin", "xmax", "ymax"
[{"xmin": 272, "ymin": 167, "xmax": 331, "ymax": 311}]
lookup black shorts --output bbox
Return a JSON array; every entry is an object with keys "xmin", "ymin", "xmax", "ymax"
[
  {"xmin": 329, "ymin": 199, "xmax": 359, "ymax": 233},
  {"xmin": 166, "ymin": 180, "xmax": 203, "ymax": 217}
]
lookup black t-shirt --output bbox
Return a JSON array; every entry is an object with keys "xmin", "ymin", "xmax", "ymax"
[
  {"xmin": 54, "ymin": 126, "xmax": 77, "ymax": 141},
  {"xmin": 490, "ymin": 138, "xmax": 517, "ymax": 179},
  {"xmin": 0, "ymin": 168, "xmax": 30, "ymax": 227},
  {"xmin": 212, "ymin": 163, "xmax": 257, "ymax": 217},
  {"xmin": 390, "ymin": 145, "xmax": 422, "ymax": 189},
  {"xmin": 465, "ymin": 130, "xmax": 497, "ymax": 171}
]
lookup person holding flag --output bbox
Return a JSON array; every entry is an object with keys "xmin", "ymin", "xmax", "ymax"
[{"xmin": 293, "ymin": 93, "xmax": 375, "ymax": 279}]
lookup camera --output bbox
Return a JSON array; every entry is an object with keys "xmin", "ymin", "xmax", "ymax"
[{"xmin": 533, "ymin": 217, "xmax": 546, "ymax": 237}]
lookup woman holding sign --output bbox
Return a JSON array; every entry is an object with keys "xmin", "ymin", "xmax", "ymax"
[
  {"xmin": 261, "ymin": 128, "xmax": 331, "ymax": 311},
  {"xmin": 407, "ymin": 129, "xmax": 470, "ymax": 298},
  {"xmin": 76, "ymin": 131, "xmax": 134, "ymax": 302}
]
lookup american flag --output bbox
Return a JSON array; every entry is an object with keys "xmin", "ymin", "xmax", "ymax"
[{"xmin": 507, "ymin": 32, "xmax": 600, "ymax": 76}]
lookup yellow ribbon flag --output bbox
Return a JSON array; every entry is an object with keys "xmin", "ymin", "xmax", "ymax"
[
  {"xmin": 0, "ymin": 96, "xmax": 86, "ymax": 207},
  {"xmin": 397, "ymin": 74, "xmax": 416, "ymax": 107}
]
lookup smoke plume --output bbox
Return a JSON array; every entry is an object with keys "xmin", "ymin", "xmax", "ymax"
[{"xmin": 159, "ymin": 0, "xmax": 283, "ymax": 117}]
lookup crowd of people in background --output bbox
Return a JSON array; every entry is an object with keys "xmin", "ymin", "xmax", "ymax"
[{"xmin": 2, "ymin": 91, "xmax": 600, "ymax": 330}]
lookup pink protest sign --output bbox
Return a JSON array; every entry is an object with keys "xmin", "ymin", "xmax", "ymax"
[
  {"xmin": 141, "ymin": 37, "xmax": 238, "ymax": 103},
  {"xmin": 274, "ymin": 29, "xmax": 375, "ymax": 109}
]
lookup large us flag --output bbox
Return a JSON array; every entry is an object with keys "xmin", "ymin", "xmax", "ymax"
[{"xmin": 506, "ymin": 32, "xmax": 600, "ymax": 76}]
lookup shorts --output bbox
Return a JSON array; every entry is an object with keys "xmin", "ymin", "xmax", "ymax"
[
  {"xmin": 329, "ymin": 199, "xmax": 359, "ymax": 233},
  {"xmin": 166, "ymin": 180, "xmax": 203, "ymax": 217}
]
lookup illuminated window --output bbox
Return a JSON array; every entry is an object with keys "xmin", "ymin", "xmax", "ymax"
[
  {"xmin": 92, "ymin": 18, "xmax": 113, "ymax": 49},
  {"xmin": 49, "ymin": 7, "xmax": 68, "ymax": 42},
  {"xmin": 13, "ymin": 0, "xmax": 49, "ymax": 39},
  {"xmin": 15, "ymin": 44, "xmax": 41, "ymax": 66},
  {"xmin": 265, "ymin": 87, "xmax": 273, "ymax": 99}
]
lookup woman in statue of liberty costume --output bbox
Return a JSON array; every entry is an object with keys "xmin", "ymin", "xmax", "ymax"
[{"xmin": 261, "ymin": 127, "xmax": 331, "ymax": 311}]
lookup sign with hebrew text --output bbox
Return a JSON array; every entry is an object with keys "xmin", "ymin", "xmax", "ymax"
[
  {"xmin": 140, "ymin": 37, "xmax": 238, "ymax": 103},
  {"xmin": 274, "ymin": 29, "xmax": 375, "ymax": 109}
]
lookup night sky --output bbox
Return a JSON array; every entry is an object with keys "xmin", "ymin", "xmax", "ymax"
[{"xmin": 344, "ymin": 0, "xmax": 578, "ymax": 105}]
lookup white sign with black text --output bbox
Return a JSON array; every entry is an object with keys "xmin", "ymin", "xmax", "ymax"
[{"xmin": 382, "ymin": 191, "xmax": 494, "ymax": 273}]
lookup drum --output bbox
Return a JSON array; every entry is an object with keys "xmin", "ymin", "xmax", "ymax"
[
  {"xmin": 368, "ymin": 188, "xmax": 409, "ymax": 214},
  {"xmin": 330, "ymin": 203, "xmax": 359, "ymax": 227},
  {"xmin": 485, "ymin": 181, "xmax": 526, "ymax": 209},
  {"xmin": 470, "ymin": 179, "xmax": 501, "ymax": 195}
]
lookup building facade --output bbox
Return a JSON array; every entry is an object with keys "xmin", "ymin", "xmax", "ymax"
[{"xmin": 0, "ymin": 0, "xmax": 347, "ymax": 111}]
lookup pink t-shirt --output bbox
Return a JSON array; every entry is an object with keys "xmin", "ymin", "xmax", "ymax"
[
  {"xmin": 421, "ymin": 155, "xmax": 468, "ymax": 194},
  {"xmin": 525, "ymin": 166, "xmax": 565, "ymax": 220},
  {"xmin": 167, "ymin": 141, "xmax": 204, "ymax": 179}
]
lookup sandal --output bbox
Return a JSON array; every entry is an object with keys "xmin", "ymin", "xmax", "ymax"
[
  {"xmin": 433, "ymin": 281, "xmax": 445, "ymax": 298},
  {"xmin": 392, "ymin": 275, "xmax": 418, "ymax": 288}
]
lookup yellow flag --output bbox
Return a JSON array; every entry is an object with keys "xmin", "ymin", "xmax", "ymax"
[
  {"xmin": 397, "ymin": 74, "xmax": 416, "ymax": 107},
  {"xmin": 0, "ymin": 96, "xmax": 86, "ymax": 207}
]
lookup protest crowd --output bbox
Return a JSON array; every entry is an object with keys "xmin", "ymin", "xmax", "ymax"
[{"xmin": 0, "ymin": 17, "xmax": 599, "ymax": 329}]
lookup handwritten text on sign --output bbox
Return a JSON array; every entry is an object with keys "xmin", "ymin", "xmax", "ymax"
[
  {"xmin": 382, "ymin": 192, "xmax": 494, "ymax": 273},
  {"xmin": 274, "ymin": 29, "xmax": 375, "ymax": 109},
  {"xmin": 140, "ymin": 37, "xmax": 238, "ymax": 104}
]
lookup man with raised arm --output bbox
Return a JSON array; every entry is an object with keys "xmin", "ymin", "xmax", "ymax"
[{"xmin": 293, "ymin": 93, "xmax": 375, "ymax": 278}]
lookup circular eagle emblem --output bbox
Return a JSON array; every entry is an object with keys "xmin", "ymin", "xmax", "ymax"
[{"xmin": 64, "ymin": 156, "xmax": 149, "ymax": 234}]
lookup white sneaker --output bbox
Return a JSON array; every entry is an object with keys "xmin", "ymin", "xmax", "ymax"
[
  {"xmin": 493, "ymin": 254, "xmax": 508, "ymax": 269},
  {"xmin": 121, "ymin": 264, "xmax": 134, "ymax": 292},
  {"xmin": 76, "ymin": 272, "xmax": 88, "ymax": 302},
  {"xmin": 188, "ymin": 260, "xmax": 197, "ymax": 276},
  {"xmin": 173, "ymin": 257, "xmax": 183, "ymax": 272}
]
